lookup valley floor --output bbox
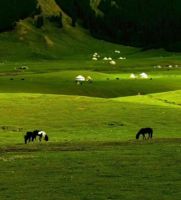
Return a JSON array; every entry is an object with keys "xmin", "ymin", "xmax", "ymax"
[
  {"xmin": 0, "ymin": 39, "xmax": 181, "ymax": 200},
  {"xmin": 0, "ymin": 139, "xmax": 181, "ymax": 200}
]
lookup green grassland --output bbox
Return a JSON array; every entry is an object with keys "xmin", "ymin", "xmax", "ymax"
[
  {"xmin": 0, "ymin": 2, "xmax": 181, "ymax": 199},
  {"xmin": 0, "ymin": 140, "xmax": 181, "ymax": 200}
]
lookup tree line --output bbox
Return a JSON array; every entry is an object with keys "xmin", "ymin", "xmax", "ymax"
[
  {"xmin": 0, "ymin": 0, "xmax": 180, "ymax": 51},
  {"xmin": 56, "ymin": 0, "xmax": 181, "ymax": 51}
]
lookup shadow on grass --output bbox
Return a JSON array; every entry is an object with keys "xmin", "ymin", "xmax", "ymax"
[{"xmin": 1, "ymin": 138, "xmax": 181, "ymax": 153}]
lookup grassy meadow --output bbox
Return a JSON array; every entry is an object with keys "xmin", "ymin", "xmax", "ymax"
[{"xmin": 0, "ymin": 10, "xmax": 181, "ymax": 199}]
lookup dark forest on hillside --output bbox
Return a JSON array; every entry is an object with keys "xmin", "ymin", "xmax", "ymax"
[
  {"xmin": 56, "ymin": 0, "xmax": 181, "ymax": 51},
  {"xmin": 0, "ymin": 0, "xmax": 181, "ymax": 51}
]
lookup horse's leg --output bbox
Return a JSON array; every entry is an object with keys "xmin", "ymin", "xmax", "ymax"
[
  {"xmin": 150, "ymin": 131, "xmax": 153, "ymax": 139},
  {"xmin": 24, "ymin": 135, "xmax": 27, "ymax": 144},
  {"xmin": 148, "ymin": 132, "xmax": 152, "ymax": 139},
  {"xmin": 143, "ymin": 133, "xmax": 146, "ymax": 140},
  {"xmin": 32, "ymin": 136, "xmax": 35, "ymax": 142},
  {"xmin": 33, "ymin": 133, "xmax": 37, "ymax": 142},
  {"xmin": 28, "ymin": 136, "xmax": 31, "ymax": 143},
  {"xmin": 39, "ymin": 135, "xmax": 42, "ymax": 142}
]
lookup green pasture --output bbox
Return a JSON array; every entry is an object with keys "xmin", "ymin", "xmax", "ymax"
[
  {"xmin": 0, "ymin": 140, "xmax": 181, "ymax": 200},
  {"xmin": 0, "ymin": 91, "xmax": 180, "ymax": 146},
  {"xmin": 0, "ymin": 63, "xmax": 181, "ymax": 97},
  {"xmin": 0, "ymin": 13, "xmax": 181, "ymax": 199},
  {"xmin": 0, "ymin": 51, "xmax": 181, "ymax": 200}
]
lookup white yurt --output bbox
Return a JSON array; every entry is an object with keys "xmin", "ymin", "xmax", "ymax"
[
  {"xmin": 109, "ymin": 60, "xmax": 116, "ymax": 65},
  {"xmin": 140, "ymin": 72, "xmax": 148, "ymax": 79},
  {"xmin": 130, "ymin": 73, "xmax": 136, "ymax": 79},
  {"xmin": 92, "ymin": 57, "xmax": 98, "ymax": 61},
  {"xmin": 75, "ymin": 75, "xmax": 85, "ymax": 81},
  {"xmin": 75, "ymin": 75, "xmax": 85, "ymax": 84}
]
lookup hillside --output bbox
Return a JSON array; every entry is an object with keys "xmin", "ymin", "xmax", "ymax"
[
  {"xmin": 0, "ymin": 0, "xmax": 135, "ymax": 61},
  {"xmin": 0, "ymin": 1, "xmax": 181, "ymax": 62},
  {"xmin": 0, "ymin": 0, "xmax": 181, "ymax": 59},
  {"xmin": 56, "ymin": 0, "xmax": 181, "ymax": 51}
]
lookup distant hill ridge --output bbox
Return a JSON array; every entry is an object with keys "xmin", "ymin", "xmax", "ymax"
[{"xmin": 38, "ymin": 0, "xmax": 61, "ymax": 16}]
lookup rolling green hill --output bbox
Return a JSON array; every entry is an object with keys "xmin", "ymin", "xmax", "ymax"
[
  {"xmin": 0, "ymin": 0, "xmax": 136, "ymax": 61},
  {"xmin": 0, "ymin": 1, "xmax": 181, "ymax": 200},
  {"xmin": 0, "ymin": 0, "xmax": 180, "ymax": 136}
]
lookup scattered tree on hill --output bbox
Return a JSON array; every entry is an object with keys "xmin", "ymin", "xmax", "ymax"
[
  {"xmin": 47, "ymin": 12, "xmax": 63, "ymax": 28},
  {"xmin": 34, "ymin": 15, "xmax": 44, "ymax": 28}
]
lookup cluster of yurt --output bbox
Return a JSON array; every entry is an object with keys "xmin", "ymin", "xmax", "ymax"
[
  {"xmin": 92, "ymin": 52, "xmax": 100, "ymax": 61},
  {"xmin": 130, "ymin": 72, "xmax": 149, "ymax": 79},
  {"xmin": 91, "ymin": 50, "xmax": 127, "ymax": 65},
  {"xmin": 75, "ymin": 75, "xmax": 93, "ymax": 84}
]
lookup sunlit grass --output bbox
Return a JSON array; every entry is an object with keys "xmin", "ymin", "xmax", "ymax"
[{"xmin": 0, "ymin": 5, "xmax": 180, "ymax": 199}]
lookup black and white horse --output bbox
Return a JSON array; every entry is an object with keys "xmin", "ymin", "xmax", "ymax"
[
  {"xmin": 136, "ymin": 128, "xmax": 153, "ymax": 140},
  {"xmin": 37, "ymin": 130, "xmax": 49, "ymax": 142},
  {"xmin": 24, "ymin": 130, "xmax": 48, "ymax": 144}
]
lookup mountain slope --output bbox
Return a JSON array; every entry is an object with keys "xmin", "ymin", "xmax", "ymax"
[
  {"xmin": 0, "ymin": 0, "xmax": 137, "ymax": 61},
  {"xmin": 0, "ymin": 0, "xmax": 181, "ymax": 53},
  {"xmin": 56, "ymin": 0, "xmax": 181, "ymax": 51},
  {"xmin": 0, "ymin": 0, "xmax": 181, "ymax": 62}
]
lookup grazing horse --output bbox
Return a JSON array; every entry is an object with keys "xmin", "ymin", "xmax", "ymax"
[
  {"xmin": 37, "ymin": 131, "xmax": 49, "ymax": 142},
  {"xmin": 24, "ymin": 130, "xmax": 38, "ymax": 144},
  {"xmin": 24, "ymin": 130, "xmax": 48, "ymax": 144},
  {"xmin": 136, "ymin": 128, "xmax": 153, "ymax": 140}
]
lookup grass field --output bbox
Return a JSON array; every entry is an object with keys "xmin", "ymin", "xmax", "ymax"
[
  {"xmin": 0, "ymin": 7, "xmax": 181, "ymax": 199},
  {"xmin": 0, "ymin": 140, "xmax": 181, "ymax": 200}
]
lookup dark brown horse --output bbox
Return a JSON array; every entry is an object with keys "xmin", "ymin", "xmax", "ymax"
[{"xmin": 136, "ymin": 128, "xmax": 153, "ymax": 139}]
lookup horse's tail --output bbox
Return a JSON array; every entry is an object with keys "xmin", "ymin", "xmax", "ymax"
[
  {"xmin": 150, "ymin": 128, "xmax": 153, "ymax": 138},
  {"xmin": 24, "ymin": 135, "xmax": 28, "ymax": 144}
]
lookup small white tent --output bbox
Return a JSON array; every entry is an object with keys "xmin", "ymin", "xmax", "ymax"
[
  {"xmin": 140, "ymin": 72, "xmax": 148, "ymax": 79},
  {"xmin": 75, "ymin": 75, "xmax": 85, "ymax": 82},
  {"xmin": 130, "ymin": 73, "xmax": 136, "ymax": 79},
  {"xmin": 92, "ymin": 57, "xmax": 98, "ymax": 61},
  {"xmin": 109, "ymin": 60, "xmax": 116, "ymax": 65},
  {"xmin": 103, "ymin": 57, "xmax": 108, "ymax": 60},
  {"xmin": 75, "ymin": 75, "xmax": 85, "ymax": 84}
]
